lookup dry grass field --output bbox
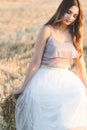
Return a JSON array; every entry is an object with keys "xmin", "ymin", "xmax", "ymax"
[{"xmin": 0, "ymin": 0, "xmax": 87, "ymax": 129}]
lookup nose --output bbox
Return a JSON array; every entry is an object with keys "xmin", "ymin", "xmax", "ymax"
[{"xmin": 68, "ymin": 14, "xmax": 74, "ymax": 20}]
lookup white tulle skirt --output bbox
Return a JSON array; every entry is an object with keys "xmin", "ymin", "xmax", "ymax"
[{"xmin": 15, "ymin": 65, "xmax": 87, "ymax": 130}]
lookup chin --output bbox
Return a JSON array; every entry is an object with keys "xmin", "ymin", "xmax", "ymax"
[{"xmin": 63, "ymin": 20, "xmax": 72, "ymax": 26}]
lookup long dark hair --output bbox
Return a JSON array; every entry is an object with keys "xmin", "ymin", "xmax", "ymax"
[{"xmin": 44, "ymin": 0, "xmax": 83, "ymax": 58}]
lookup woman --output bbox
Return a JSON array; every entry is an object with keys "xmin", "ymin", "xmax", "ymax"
[{"xmin": 11, "ymin": 0, "xmax": 87, "ymax": 129}]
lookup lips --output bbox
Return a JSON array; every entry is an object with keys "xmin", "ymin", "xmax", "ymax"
[{"xmin": 65, "ymin": 19, "xmax": 71, "ymax": 23}]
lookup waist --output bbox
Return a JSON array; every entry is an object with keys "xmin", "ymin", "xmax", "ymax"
[
  {"xmin": 41, "ymin": 57, "xmax": 72, "ymax": 69},
  {"xmin": 40, "ymin": 64, "xmax": 70, "ymax": 70}
]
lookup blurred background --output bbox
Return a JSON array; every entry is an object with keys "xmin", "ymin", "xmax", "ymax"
[{"xmin": 0, "ymin": 0, "xmax": 87, "ymax": 129}]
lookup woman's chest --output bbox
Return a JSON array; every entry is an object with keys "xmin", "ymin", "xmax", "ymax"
[{"xmin": 44, "ymin": 36, "xmax": 79, "ymax": 59}]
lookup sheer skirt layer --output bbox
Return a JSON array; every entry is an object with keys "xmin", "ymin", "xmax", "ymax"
[{"xmin": 15, "ymin": 66, "xmax": 87, "ymax": 130}]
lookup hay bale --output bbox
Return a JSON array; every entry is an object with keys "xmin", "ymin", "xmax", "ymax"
[{"xmin": 1, "ymin": 95, "xmax": 16, "ymax": 130}]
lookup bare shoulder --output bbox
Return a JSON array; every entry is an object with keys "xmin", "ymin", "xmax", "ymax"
[
  {"xmin": 39, "ymin": 24, "xmax": 51, "ymax": 38},
  {"xmin": 31, "ymin": 25, "xmax": 51, "ymax": 65},
  {"xmin": 35, "ymin": 25, "xmax": 51, "ymax": 47},
  {"xmin": 41, "ymin": 24, "xmax": 51, "ymax": 30}
]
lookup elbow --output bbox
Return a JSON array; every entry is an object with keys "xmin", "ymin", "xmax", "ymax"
[
  {"xmin": 30, "ymin": 58, "xmax": 41, "ymax": 68},
  {"xmin": 35, "ymin": 60, "xmax": 41, "ymax": 67},
  {"xmin": 34, "ymin": 62, "xmax": 41, "ymax": 68}
]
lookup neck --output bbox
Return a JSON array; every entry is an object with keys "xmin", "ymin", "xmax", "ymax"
[{"xmin": 56, "ymin": 22, "xmax": 68, "ymax": 32}]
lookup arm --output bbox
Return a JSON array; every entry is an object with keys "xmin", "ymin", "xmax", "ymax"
[
  {"xmin": 75, "ymin": 54, "xmax": 87, "ymax": 88},
  {"xmin": 21, "ymin": 25, "xmax": 51, "ymax": 90}
]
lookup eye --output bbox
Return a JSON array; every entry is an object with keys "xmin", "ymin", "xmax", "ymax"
[
  {"xmin": 73, "ymin": 14, "xmax": 78, "ymax": 19},
  {"xmin": 66, "ymin": 10, "xmax": 71, "ymax": 14}
]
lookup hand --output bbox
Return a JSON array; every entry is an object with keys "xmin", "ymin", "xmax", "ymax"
[{"xmin": 10, "ymin": 88, "xmax": 24, "ymax": 99}]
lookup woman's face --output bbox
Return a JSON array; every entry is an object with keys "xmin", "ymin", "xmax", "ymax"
[{"xmin": 63, "ymin": 5, "xmax": 79, "ymax": 25}]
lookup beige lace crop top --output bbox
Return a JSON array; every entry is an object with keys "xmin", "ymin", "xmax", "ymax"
[{"xmin": 41, "ymin": 25, "xmax": 79, "ymax": 69}]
